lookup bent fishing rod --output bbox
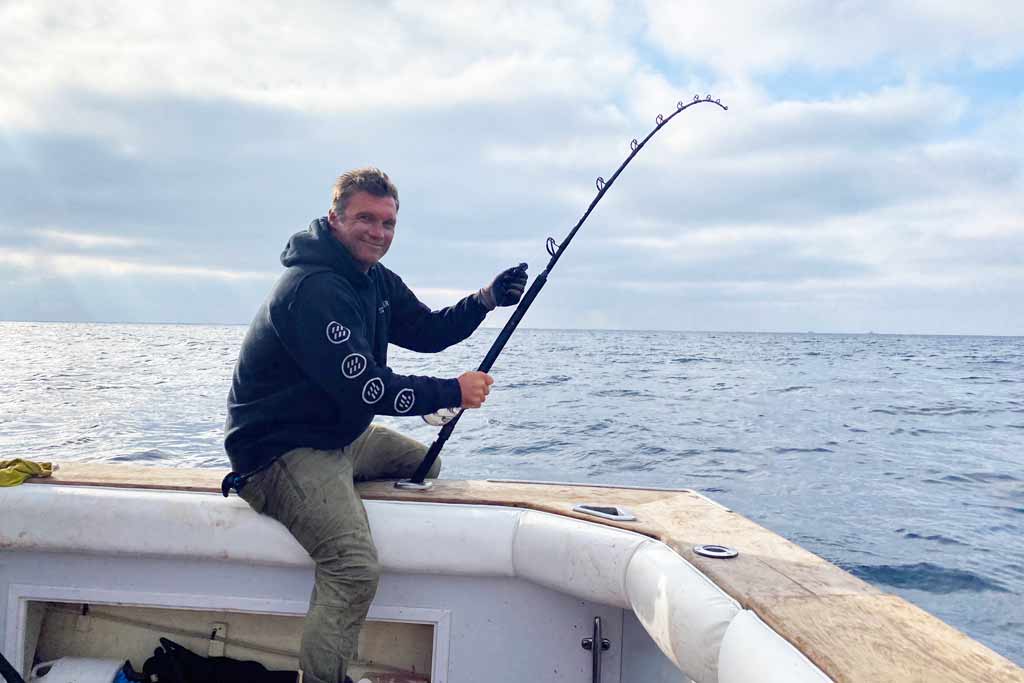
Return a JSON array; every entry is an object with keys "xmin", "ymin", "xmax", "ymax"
[{"xmin": 398, "ymin": 95, "xmax": 729, "ymax": 489}]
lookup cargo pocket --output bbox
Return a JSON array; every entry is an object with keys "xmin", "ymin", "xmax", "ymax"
[
  {"xmin": 237, "ymin": 470, "xmax": 268, "ymax": 514},
  {"xmin": 277, "ymin": 456, "xmax": 308, "ymax": 503}
]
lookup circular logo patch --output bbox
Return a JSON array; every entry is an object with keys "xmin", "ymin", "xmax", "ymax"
[
  {"xmin": 342, "ymin": 353, "xmax": 367, "ymax": 379},
  {"xmin": 362, "ymin": 377, "xmax": 385, "ymax": 404},
  {"xmin": 394, "ymin": 388, "xmax": 415, "ymax": 414},
  {"xmin": 326, "ymin": 321, "xmax": 350, "ymax": 344}
]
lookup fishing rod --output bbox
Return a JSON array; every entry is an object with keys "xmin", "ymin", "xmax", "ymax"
[
  {"xmin": 398, "ymin": 95, "xmax": 729, "ymax": 489},
  {"xmin": 0, "ymin": 649, "xmax": 26, "ymax": 683}
]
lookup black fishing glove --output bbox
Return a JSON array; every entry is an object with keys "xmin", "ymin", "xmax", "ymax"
[{"xmin": 477, "ymin": 263, "xmax": 528, "ymax": 310}]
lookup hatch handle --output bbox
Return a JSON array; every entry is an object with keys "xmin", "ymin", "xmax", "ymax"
[{"xmin": 581, "ymin": 616, "xmax": 611, "ymax": 683}]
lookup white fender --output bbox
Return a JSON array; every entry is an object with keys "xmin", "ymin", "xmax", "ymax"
[
  {"xmin": 368, "ymin": 501, "xmax": 519, "ymax": 577},
  {"xmin": 0, "ymin": 484, "xmax": 309, "ymax": 566},
  {"xmin": 625, "ymin": 542, "xmax": 740, "ymax": 683},
  {"xmin": 510, "ymin": 510, "xmax": 647, "ymax": 608},
  {"xmin": 719, "ymin": 610, "xmax": 833, "ymax": 682}
]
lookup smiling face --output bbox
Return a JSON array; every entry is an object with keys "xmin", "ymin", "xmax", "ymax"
[{"xmin": 327, "ymin": 191, "xmax": 397, "ymax": 272}]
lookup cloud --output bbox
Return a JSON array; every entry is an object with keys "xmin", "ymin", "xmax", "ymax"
[
  {"xmin": 34, "ymin": 229, "xmax": 146, "ymax": 249},
  {"xmin": 485, "ymin": 83, "xmax": 996, "ymax": 220},
  {"xmin": 0, "ymin": 0, "xmax": 637, "ymax": 133},
  {"xmin": 0, "ymin": 247, "xmax": 274, "ymax": 281},
  {"xmin": 0, "ymin": 2, "xmax": 1021, "ymax": 333},
  {"xmin": 643, "ymin": 1, "xmax": 1024, "ymax": 76}
]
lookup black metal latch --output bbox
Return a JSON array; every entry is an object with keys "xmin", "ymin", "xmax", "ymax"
[{"xmin": 581, "ymin": 616, "xmax": 611, "ymax": 682}]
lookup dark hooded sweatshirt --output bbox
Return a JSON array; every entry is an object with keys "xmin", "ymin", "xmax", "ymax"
[{"xmin": 224, "ymin": 217, "xmax": 488, "ymax": 475}]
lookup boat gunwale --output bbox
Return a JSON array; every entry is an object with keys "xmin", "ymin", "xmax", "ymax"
[{"xmin": 15, "ymin": 462, "xmax": 1024, "ymax": 683}]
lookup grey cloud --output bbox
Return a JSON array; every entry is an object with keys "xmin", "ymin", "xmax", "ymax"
[
  {"xmin": 1, "ymin": 56, "xmax": 1021, "ymax": 334},
  {"xmin": 704, "ymin": 91, "xmax": 966, "ymax": 156},
  {"xmin": 0, "ymin": 270, "xmax": 95, "ymax": 322},
  {"xmin": 643, "ymin": 2, "xmax": 1024, "ymax": 76},
  {"xmin": 549, "ymin": 234, "xmax": 874, "ymax": 286},
  {"xmin": 579, "ymin": 138, "xmax": 1020, "ymax": 232},
  {"xmin": 0, "ymin": 88, "xmax": 593, "ymax": 297},
  {"xmin": 521, "ymin": 270, "xmax": 1022, "ymax": 336},
  {"xmin": 0, "ymin": 93, "xmax": 315, "ymax": 268},
  {"xmin": 911, "ymin": 232, "xmax": 1024, "ymax": 270},
  {"xmin": 0, "ymin": 268, "xmax": 269, "ymax": 325}
]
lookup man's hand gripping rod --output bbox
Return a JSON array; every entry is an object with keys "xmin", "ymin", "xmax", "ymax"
[{"xmin": 397, "ymin": 95, "xmax": 729, "ymax": 489}]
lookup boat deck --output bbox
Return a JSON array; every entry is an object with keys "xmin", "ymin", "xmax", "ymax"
[{"xmin": 26, "ymin": 462, "xmax": 1024, "ymax": 683}]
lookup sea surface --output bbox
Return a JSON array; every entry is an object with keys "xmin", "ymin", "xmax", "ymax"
[{"xmin": 2, "ymin": 321, "xmax": 1022, "ymax": 665}]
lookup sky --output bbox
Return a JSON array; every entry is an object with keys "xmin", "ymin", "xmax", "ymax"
[{"xmin": 1, "ymin": 1, "xmax": 1022, "ymax": 335}]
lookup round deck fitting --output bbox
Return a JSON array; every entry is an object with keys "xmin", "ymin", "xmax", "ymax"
[
  {"xmin": 394, "ymin": 479, "xmax": 433, "ymax": 490},
  {"xmin": 693, "ymin": 544, "xmax": 738, "ymax": 559}
]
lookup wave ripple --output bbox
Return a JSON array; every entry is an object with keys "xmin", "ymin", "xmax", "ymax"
[{"xmin": 846, "ymin": 562, "xmax": 1011, "ymax": 594}]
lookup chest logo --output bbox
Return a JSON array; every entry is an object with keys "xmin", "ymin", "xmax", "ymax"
[
  {"xmin": 362, "ymin": 377, "xmax": 385, "ymax": 404},
  {"xmin": 326, "ymin": 321, "xmax": 351, "ymax": 344},
  {"xmin": 394, "ymin": 388, "xmax": 415, "ymax": 414},
  {"xmin": 378, "ymin": 299, "xmax": 390, "ymax": 315},
  {"xmin": 342, "ymin": 353, "xmax": 367, "ymax": 379}
]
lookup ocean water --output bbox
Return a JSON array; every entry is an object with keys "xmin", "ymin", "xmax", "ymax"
[{"xmin": 1, "ymin": 321, "xmax": 1022, "ymax": 665}]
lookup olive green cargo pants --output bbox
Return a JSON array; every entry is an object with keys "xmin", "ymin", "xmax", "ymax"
[{"xmin": 238, "ymin": 424, "xmax": 439, "ymax": 683}]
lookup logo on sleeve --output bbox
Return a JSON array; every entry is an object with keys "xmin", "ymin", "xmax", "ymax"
[
  {"xmin": 326, "ymin": 321, "xmax": 350, "ymax": 344},
  {"xmin": 342, "ymin": 353, "xmax": 367, "ymax": 379},
  {"xmin": 362, "ymin": 377, "xmax": 385, "ymax": 404},
  {"xmin": 394, "ymin": 388, "xmax": 415, "ymax": 414}
]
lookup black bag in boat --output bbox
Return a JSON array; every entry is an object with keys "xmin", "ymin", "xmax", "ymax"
[{"xmin": 142, "ymin": 637, "xmax": 297, "ymax": 683}]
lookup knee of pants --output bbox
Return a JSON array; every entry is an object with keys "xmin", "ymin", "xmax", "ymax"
[
  {"xmin": 314, "ymin": 543, "xmax": 382, "ymax": 605},
  {"xmin": 314, "ymin": 563, "xmax": 381, "ymax": 608},
  {"xmin": 427, "ymin": 455, "xmax": 442, "ymax": 479},
  {"xmin": 345, "ymin": 564, "xmax": 381, "ymax": 606}
]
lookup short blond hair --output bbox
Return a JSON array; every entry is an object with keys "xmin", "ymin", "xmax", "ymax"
[{"xmin": 331, "ymin": 167, "xmax": 399, "ymax": 217}]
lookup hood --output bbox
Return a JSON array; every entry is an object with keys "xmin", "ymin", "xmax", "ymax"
[{"xmin": 280, "ymin": 217, "xmax": 370, "ymax": 283}]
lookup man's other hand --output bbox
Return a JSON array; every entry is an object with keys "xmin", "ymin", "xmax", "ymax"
[
  {"xmin": 458, "ymin": 371, "xmax": 494, "ymax": 408},
  {"xmin": 479, "ymin": 264, "xmax": 528, "ymax": 309}
]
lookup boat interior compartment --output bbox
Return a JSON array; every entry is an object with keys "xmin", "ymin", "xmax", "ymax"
[
  {"xmin": 21, "ymin": 601, "xmax": 433, "ymax": 682},
  {"xmin": 2, "ymin": 548, "xmax": 683, "ymax": 683}
]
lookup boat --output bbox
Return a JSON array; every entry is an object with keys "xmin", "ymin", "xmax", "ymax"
[{"xmin": 1, "ymin": 462, "xmax": 1021, "ymax": 682}]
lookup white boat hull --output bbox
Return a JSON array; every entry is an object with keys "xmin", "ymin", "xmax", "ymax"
[{"xmin": 1, "ymin": 482, "xmax": 827, "ymax": 682}]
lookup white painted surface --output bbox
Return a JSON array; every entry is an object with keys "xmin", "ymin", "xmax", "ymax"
[
  {"xmin": 0, "ymin": 483, "xmax": 831, "ymax": 682},
  {"xmin": 719, "ymin": 610, "xmax": 834, "ymax": 683},
  {"xmin": 625, "ymin": 542, "xmax": 740, "ymax": 683},
  {"xmin": 370, "ymin": 502, "xmax": 519, "ymax": 577},
  {"xmin": 621, "ymin": 610, "xmax": 689, "ymax": 683},
  {"xmin": 512, "ymin": 510, "xmax": 646, "ymax": 608},
  {"xmin": 0, "ymin": 484, "xmax": 309, "ymax": 566},
  {"xmin": 0, "ymin": 554, "xmax": 632, "ymax": 682}
]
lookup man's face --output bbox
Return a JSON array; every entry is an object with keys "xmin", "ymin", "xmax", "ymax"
[{"xmin": 327, "ymin": 191, "xmax": 397, "ymax": 272}]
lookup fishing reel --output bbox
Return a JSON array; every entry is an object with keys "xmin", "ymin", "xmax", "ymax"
[{"xmin": 423, "ymin": 407, "xmax": 462, "ymax": 426}]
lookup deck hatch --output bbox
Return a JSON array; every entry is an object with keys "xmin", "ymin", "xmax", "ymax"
[{"xmin": 572, "ymin": 504, "xmax": 637, "ymax": 521}]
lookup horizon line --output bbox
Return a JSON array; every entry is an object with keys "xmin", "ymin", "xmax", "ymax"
[{"xmin": 1, "ymin": 318, "xmax": 1021, "ymax": 339}]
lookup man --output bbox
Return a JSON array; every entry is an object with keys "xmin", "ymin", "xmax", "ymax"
[{"xmin": 223, "ymin": 167, "xmax": 527, "ymax": 683}]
